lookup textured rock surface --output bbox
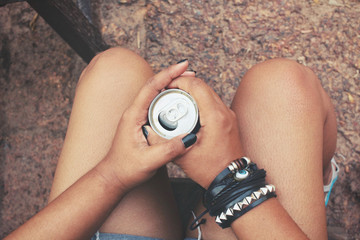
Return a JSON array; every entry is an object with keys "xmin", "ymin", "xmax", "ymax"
[{"xmin": 0, "ymin": 0, "xmax": 359, "ymax": 239}]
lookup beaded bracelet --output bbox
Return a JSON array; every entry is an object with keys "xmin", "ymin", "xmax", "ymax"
[{"xmin": 207, "ymin": 157, "xmax": 251, "ymax": 190}]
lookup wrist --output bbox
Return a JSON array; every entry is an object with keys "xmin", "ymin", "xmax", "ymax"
[
  {"xmin": 203, "ymin": 155, "xmax": 245, "ymax": 189},
  {"xmin": 190, "ymin": 158, "xmax": 276, "ymax": 231},
  {"xmin": 94, "ymin": 156, "xmax": 131, "ymax": 194}
]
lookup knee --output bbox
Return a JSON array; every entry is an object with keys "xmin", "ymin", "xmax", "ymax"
[
  {"xmin": 240, "ymin": 58, "xmax": 324, "ymax": 110},
  {"xmin": 77, "ymin": 47, "xmax": 153, "ymax": 90},
  {"xmin": 246, "ymin": 58, "xmax": 321, "ymax": 94},
  {"xmin": 89, "ymin": 47, "xmax": 147, "ymax": 67}
]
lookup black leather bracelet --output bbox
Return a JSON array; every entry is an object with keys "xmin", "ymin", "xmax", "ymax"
[
  {"xmin": 189, "ymin": 157, "xmax": 276, "ymax": 231},
  {"xmin": 207, "ymin": 157, "xmax": 251, "ymax": 190},
  {"xmin": 216, "ymin": 192, "xmax": 277, "ymax": 228},
  {"xmin": 204, "ymin": 164, "xmax": 265, "ymax": 211}
]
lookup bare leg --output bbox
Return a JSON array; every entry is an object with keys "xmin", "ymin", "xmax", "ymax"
[
  {"xmin": 49, "ymin": 48, "xmax": 183, "ymax": 239},
  {"xmin": 186, "ymin": 58, "xmax": 336, "ymax": 239},
  {"xmin": 232, "ymin": 58, "xmax": 336, "ymax": 239}
]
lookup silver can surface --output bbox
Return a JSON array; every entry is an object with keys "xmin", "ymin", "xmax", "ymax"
[{"xmin": 148, "ymin": 89, "xmax": 199, "ymax": 139}]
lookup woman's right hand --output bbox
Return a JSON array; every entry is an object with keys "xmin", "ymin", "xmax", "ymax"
[{"xmin": 146, "ymin": 77, "xmax": 244, "ymax": 189}]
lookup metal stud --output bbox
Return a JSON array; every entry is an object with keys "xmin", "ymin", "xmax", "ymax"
[
  {"xmin": 260, "ymin": 187, "xmax": 268, "ymax": 195},
  {"xmin": 252, "ymin": 191, "xmax": 262, "ymax": 200},
  {"xmin": 233, "ymin": 202, "xmax": 242, "ymax": 211},
  {"xmin": 220, "ymin": 212, "xmax": 227, "ymax": 221},
  {"xmin": 242, "ymin": 198, "xmax": 249, "ymax": 206},
  {"xmin": 245, "ymin": 196, "xmax": 253, "ymax": 205},
  {"xmin": 266, "ymin": 184, "xmax": 274, "ymax": 192},
  {"xmin": 238, "ymin": 201, "xmax": 246, "ymax": 209},
  {"xmin": 215, "ymin": 215, "xmax": 222, "ymax": 224},
  {"xmin": 226, "ymin": 208, "xmax": 234, "ymax": 217}
]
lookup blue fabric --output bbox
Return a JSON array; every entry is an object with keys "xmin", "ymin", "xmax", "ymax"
[
  {"xmin": 325, "ymin": 174, "xmax": 338, "ymax": 206},
  {"xmin": 324, "ymin": 157, "xmax": 340, "ymax": 206},
  {"xmin": 91, "ymin": 233, "xmax": 197, "ymax": 240},
  {"xmin": 90, "ymin": 233, "xmax": 161, "ymax": 240}
]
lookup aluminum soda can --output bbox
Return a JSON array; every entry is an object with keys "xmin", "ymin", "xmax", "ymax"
[{"xmin": 148, "ymin": 89, "xmax": 199, "ymax": 139}]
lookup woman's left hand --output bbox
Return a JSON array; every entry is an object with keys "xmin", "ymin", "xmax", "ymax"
[
  {"xmin": 145, "ymin": 76, "xmax": 244, "ymax": 189},
  {"xmin": 103, "ymin": 61, "xmax": 196, "ymax": 192}
]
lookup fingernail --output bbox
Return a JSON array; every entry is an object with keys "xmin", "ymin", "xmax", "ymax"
[
  {"xmin": 187, "ymin": 69, "xmax": 197, "ymax": 74},
  {"xmin": 177, "ymin": 59, "xmax": 188, "ymax": 64},
  {"xmin": 182, "ymin": 133, "xmax": 197, "ymax": 148},
  {"xmin": 142, "ymin": 125, "xmax": 149, "ymax": 139}
]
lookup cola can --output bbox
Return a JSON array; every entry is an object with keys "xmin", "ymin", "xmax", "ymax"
[{"xmin": 148, "ymin": 89, "xmax": 199, "ymax": 139}]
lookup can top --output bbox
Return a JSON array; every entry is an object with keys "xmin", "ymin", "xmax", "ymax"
[{"xmin": 148, "ymin": 89, "xmax": 198, "ymax": 139}]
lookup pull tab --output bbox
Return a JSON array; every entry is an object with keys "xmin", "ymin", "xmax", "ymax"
[{"xmin": 158, "ymin": 99, "xmax": 188, "ymax": 131}]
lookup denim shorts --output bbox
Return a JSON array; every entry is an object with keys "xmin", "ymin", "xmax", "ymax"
[{"xmin": 91, "ymin": 232, "xmax": 196, "ymax": 240}]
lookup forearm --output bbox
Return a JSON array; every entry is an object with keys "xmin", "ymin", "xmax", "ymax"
[
  {"xmin": 197, "ymin": 158, "xmax": 312, "ymax": 239},
  {"xmin": 5, "ymin": 157, "xmax": 126, "ymax": 240},
  {"xmin": 231, "ymin": 198, "xmax": 309, "ymax": 239}
]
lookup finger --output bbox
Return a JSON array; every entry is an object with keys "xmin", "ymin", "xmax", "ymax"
[
  {"xmin": 143, "ymin": 125, "xmax": 167, "ymax": 145},
  {"xmin": 145, "ymin": 132, "xmax": 197, "ymax": 168},
  {"xmin": 130, "ymin": 60, "xmax": 189, "ymax": 119},
  {"xmin": 169, "ymin": 76, "xmax": 222, "ymax": 103},
  {"xmin": 180, "ymin": 70, "xmax": 196, "ymax": 77},
  {"xmin": 168, "ymin": 77, "xmax": 223, "ymax": 115}
]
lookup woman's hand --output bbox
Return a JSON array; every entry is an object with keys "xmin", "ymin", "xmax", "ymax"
[
  {"xmin": 103, "ymin": 61, "xmax": 196, "ymax": 192},
  {"xmin": 146, "ymin": 77, "xmax": 244, "ymax": 189}
]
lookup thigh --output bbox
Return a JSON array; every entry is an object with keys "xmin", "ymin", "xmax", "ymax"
[
  {"xmin": 49, "ymin": 48, "xmax": 183, "ymax": 240},
  {"xmin": 231, "ymin": 58, "xmax": 336, "ymax": 239}
]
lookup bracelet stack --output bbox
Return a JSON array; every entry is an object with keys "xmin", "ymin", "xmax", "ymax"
[{"xmin": 190, "ymin": 157, "xmax": 276, "ymax": 230}]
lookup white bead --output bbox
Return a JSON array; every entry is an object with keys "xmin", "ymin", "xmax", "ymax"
[{"xmin": 234, "ymin": 170, "xmax": 249, "ymax": 181}]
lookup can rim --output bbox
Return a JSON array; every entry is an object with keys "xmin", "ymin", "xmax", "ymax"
[{"xmin": 148, "ymin": 89, "xmax": 199, "ymax": 139}]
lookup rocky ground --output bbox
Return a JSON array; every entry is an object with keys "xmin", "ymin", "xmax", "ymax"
[{"xmin": 0, "ymin": 0, "xmax": 359, "ymax": 239}]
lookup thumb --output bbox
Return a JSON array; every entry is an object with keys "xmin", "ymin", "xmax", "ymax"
[
  {"xmin": 145, "ymin": 132, "xmax": 197, "ymax": 167},
  {"xmin": 143, "ymin": 125, "xmax": 167, "ymax": 145}
]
